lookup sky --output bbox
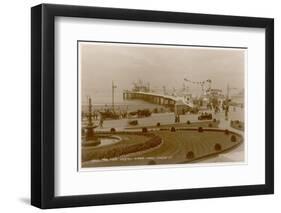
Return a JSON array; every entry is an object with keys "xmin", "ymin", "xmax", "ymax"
[{"xmin": 80, "ymin": 42, "xmax": 245, "ymax": 103}]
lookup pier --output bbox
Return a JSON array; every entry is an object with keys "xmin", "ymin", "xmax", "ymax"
[{"xmin": 123, "ymin": 90, "xmax": 193, "ymax": 113}]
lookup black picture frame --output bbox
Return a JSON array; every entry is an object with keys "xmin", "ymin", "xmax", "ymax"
[{"xmin": 31, "ymin": 3, "xmax": 274, "ymax": 209}]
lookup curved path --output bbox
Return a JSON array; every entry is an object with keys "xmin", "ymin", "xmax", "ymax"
[{"xmin": 198, "ymin": 110, "xmax": 245, "ymax": 163}]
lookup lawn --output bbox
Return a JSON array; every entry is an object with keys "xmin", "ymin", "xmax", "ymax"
[
  {"xmin": 140, "ymin": 131, "xmax": 241, "ymax": 161},
  {"xmin": 82, "ymin": 133, "xmax": 152, "ymax": 162},
  {"xmin": 82, "ymin": 129, "xmax": 243, "ymax": 168},
  {"xmin": 125, "ymin": 120, "xmax": 219, "ymax": 129}
]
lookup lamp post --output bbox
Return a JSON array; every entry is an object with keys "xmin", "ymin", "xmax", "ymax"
[
  {"xmin": 112, "ymin": 81, "xmax": 117, "ymax": 112},
  {"xmin": 85, "ymin": 96, "xmax": 97, "ymax": 141},
  {"xmin": 225, "ymin": 84, "xmax": 237, "ymax": 120},
  {"xmin": 225, "ymin": 84, "xmax": 229, "ymax": 120}
]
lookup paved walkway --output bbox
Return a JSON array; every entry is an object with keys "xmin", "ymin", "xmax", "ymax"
[
  {"xmin": 86, "ymin": 106, "xmax": 245, "ymax": 163},
  {"xmin": 199, "ymin": 107, "xmax": 245, "ymax": 163}
]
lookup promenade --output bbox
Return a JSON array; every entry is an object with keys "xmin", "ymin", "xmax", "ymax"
[
  {"xmin": 83, "ymin": 105, "xmax": 245, "ymax": 164},
  {"xmin": 89, "ymin": 106, "xmax": 244, "ymax": 131}
]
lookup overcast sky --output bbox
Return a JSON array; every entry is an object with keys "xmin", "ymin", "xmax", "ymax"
[{"xmin": 80, "ymin": 42, "xmax": 245, "ymax": 102}]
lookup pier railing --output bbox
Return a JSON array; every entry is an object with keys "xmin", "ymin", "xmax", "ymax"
[{"xmin": 123, "ymin": 90, "xmax": 193, "ymax": 111}]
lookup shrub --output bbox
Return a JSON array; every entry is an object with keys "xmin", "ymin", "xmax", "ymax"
[
  {"xmin": 225, "ymin": 129, "xmax": 229, "ymax": 135},
  {"xmin": 82, "ymin": 140, "xmax": 101, "ymax": 147},
  {"xmin": 213, "ymin": 118, "xmax": 217, "ymax": 123},
  {"xmin": 187, "ymin": 120, "xmax": 191, "ymax": 125},
  {"xmin": 214, "ymin": 143, "xmax": 222, "ymax": 151},
  {"xmin": 238, "ymin": 124, "xmax": 242, "ymax": 129},
  {"xmin": 110, "ymin": 128, "xmax": 116, "ymax": 133},
  {"xmin": 129, "ymin": 120, "xmax": 138, "ymax": 125},
  {"xmin": 208, "ymin": 123, "xmax": 213, "ymax": 127},
  {"xmin": 156, "ymin": 122, "xmax": 161, "ymax": 127},
  {"xmin": 142, "ymin": 127, "xmax": 148, "ymax": 133},
  {"xmin": 148, "ymin": 160, "xmax": 156, "ymax": 165},
  {"xmin": 198, "ymin": 127, "xmax": 203, "ymax": 132},
  {"xmin": 186, "ymin": 151, "xmax": 195, "ymax": 160},
  {"xmin": 171, "ymin": 127, "xmax": 176, "ymax": 132},
  {"xmin": 231, "ymin": 135, "xmax": 237, "ymax": 142}
]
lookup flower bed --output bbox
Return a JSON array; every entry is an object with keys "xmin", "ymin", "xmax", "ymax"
[{"xmin": 84, "ymin": 136, "xmax": 162, "ymax": 161}]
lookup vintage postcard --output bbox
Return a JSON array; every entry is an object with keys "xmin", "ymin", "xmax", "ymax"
[{"xmin": 78, "ymin": 41, "xmax": 246, "ymax": 169}]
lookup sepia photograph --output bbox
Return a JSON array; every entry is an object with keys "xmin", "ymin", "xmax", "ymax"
[{"xmin": 78, "ymin": 41, "xmax": 246, "ymax": 169}]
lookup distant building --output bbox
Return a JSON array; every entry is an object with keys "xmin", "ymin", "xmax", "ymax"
[{"xmin": 132, "ymin": 80, "xmax": 150, "ymax": 92}]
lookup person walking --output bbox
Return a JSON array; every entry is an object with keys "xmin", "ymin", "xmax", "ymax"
[{"xmin": 99, "ymin": 115, "xmax": 104, "ymax": 128}]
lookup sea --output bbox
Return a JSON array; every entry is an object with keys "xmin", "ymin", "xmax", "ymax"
[{"xmin": 81, "ymin": 90, "xmax": 164, "ymax": 113}]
